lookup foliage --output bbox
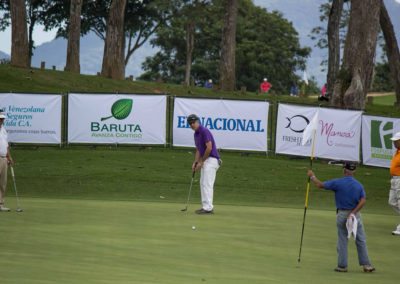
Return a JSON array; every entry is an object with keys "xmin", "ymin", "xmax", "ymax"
[
  {"xmin": 372, "ymin": 62, "xmax": 395, "ymax": 92},
  {"xmin": 308, "ymin": 0, "xmax": 350, "ymax": 71},
  {"xmin": 139, "ymin": 0, "xmax": 310, "ymax": 93},
  {"xmin": 40, "ymin": 0, "xmax": 181, "ymax": 66}
]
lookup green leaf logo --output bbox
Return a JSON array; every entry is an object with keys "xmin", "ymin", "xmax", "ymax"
[{"xmin": 101, "ymin": 99, "xmax": 133, "ymax": 121}]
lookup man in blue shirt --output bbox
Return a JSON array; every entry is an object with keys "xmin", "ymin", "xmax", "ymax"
[
  {"xmin": 307, "ymin": 162, "xmax": 375, "ymax": 273},
  {"xmin": 187, "ymin": 114, "xmax": 220, "ymax": 214}
]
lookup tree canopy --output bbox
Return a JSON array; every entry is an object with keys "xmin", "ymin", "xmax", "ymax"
[{"xmin": 139, "ymin": 0, "xmax": 310, "ymax": 93}]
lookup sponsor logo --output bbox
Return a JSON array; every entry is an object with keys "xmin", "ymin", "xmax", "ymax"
[
  {"xmin": 91, "ymin": 99, "xmax": 143, "ymax": 139},
  {"xmin": 285, "ymin": 115, "xmax": 309, "ymax": 133},
  {"xmin": 282, "ymin": 114, "xmax": 310, "ymax": 146},
  {"xmin": 320, "ymin": 120, "xmax": 355, "ymax": 147},
  {"xmin": 4, "ymin": 105, "xmax": 45, "ymax": 127},
  {"xmin": 370, "ymin": 120, "xmax": 394, "ymax": 160},
  {"xmin": 176, "ymin": 116, "xmax": 265, "ymax": 132}
]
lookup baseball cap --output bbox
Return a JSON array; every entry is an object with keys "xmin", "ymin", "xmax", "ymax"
[
  {"xmin": 343, "ymin": 162, "xmax": 357, "ymax": 171},
  {"xmin": 187, "ymin": 114, "xmax": 199, "ymax": 125},
  {"xmin": 390, "ymin": 132, "xmax": 400, "ymax": 141},
  {"xmin": 0, "ymin": 113, "xmax": 5, "ymax": 119}
]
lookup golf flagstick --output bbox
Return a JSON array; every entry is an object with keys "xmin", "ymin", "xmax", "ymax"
[{"xmin": 297, "ymin": 111, "xmax": 319, "ymax": 264}]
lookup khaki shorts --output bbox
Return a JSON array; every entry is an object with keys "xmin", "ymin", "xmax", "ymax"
[{"xmin": 389, "ymin": 177, "xmax": 400, "ymax": 211}]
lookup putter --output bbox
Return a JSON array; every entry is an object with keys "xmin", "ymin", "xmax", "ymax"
[
  {"xmin": 10, "ymin": 166, "xmax": 23, "ymax": 212},
  {"xmin": 181, "ymin": 163, "xmax": 198, "ymax": 212}
]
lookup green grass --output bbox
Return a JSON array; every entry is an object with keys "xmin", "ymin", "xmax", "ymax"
[
  {"xmin": 1, "ymin": 64, "xmax": 399, "ymax": 117},
  {"xmin": 1, "ymin": 198, "xmax": 398, "ymax": 283},
  {"xmin": 0, "ymin": 64, "xmax": 399, "ymax": 282},
  {"xmin": 372, "ymin": 93, "xmax": 396, "ymax": 106},
  {"xmin": 0, "ymin": 148, "xmax": 398, "ymax": 283},
  {"xmin": 8, "ymin": 147, "xmax": 393, "ymax": 213}
]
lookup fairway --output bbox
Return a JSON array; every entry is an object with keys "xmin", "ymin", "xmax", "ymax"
[
  {"xmin": 1, "ymin": 198, "xmax": 398, "ymax": 284},
  {"xmin": 0, "ymin": 148, "xmax": 399, "ymax": 283}
]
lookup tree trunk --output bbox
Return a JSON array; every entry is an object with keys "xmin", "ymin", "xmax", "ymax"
[
  {"xmin": 184, "ymin": 21, "xmax": 195, "ymax": 87},
  {"xmin": 380, "ymin": 1, "xmax": 400, "ymax": 107},
  {"xmin": 326, "ymin": 0, "xmax": 344, "ymax": 96},
  {"xmin": 101, "ymin": 0, "xmax": 127, "ymax": 80},
  {"xmin": 28, "ymin": 18, "xmax": 35, "ymax": 66},
  {"xmin": 65, "ymin": 0, "xmax": 83, "ymax": 73},
  {"xmin": 219, "ymin": 0, "xmax": 238, "ymax": 91},
  {"xmin": 331, "ymin": 0, "xmax": 381, "ymax": 110},
  {"xmin": 10, "ymin": 0, "xmax": 29, "ymax": 68}
]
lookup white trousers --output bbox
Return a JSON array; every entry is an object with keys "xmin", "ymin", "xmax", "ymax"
[
  {"xmin": 200, "ymin": 157, "xmax": 220, "ymax": 211},
  {"xmin": 389, "ymin": 177, "xmax": 400, "ymax": 214}
]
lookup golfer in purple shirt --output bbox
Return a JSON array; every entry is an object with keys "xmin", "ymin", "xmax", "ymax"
[{"xmin": 187, "ymin": 114, "xmax": 221, "ymax": 214}]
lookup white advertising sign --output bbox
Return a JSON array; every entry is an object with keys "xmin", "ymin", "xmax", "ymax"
[
  {"xmin": 275, "ymin": 104, "xmax": 318, "ymax": 157},
  {"xmin": 316, "ymin": 108, "xmax": 362, "ymax": 161},
  {"xmin": 362, "ymin": 115, "xmax": 400, "ymax": 168},
  {"xmin": 68, "ymin": 94, "xmax": 167, "ymax": 144},
  {"xmin": 173, "ymin": 98, "xmax": 269, "ymax": 151},
  {"xmin": 0, "ymin": 93, "xmax": 62, "ymax": 144},
  {"xmin": 275, "ymin": 104, "xmax": 362, "ymax": 161}
]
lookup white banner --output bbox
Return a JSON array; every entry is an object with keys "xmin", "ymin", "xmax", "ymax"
[
  {"xmin": 362, "ymin": 115, "xmax": 400, "ymax": 168},
  {"xmin": 275, "ymin": 104, "xmax": 362, "ymax": 161},
  {"xmin": 173, "ymin": 98, "xmax": 269, "ymax": 151},
  {"xmin": 0, "ymin": 93, "xmax": 62, "ymax": 144},
  {"xmin": 275, "ymin": 104, "xmax": 318, "ymax": 157},
  {"xmin": 68, "ymin": 94, "xmax": 167, "ymax": 144},
  {"xmin": 316, "ymin": 108, "xmax": 362, "ymax": 161}
]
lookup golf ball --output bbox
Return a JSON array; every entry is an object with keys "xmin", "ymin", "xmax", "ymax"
[{"xmin": 192, "ymin": 226, "xmax": 196, "ymax": 230}]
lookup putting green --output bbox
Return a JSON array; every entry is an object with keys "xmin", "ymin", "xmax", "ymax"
[{"xmin": 1, "ymin": 198, "xmax": 398, "ymax": 283}]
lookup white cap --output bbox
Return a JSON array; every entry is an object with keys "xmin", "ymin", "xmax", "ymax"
[
  {"xmin": 390, "ymin": 132, "xmax": 400, "ymax": 141},
  {"xmin": 208, "ymin": 79, "xmax": 212, "ymax": 83},
  {"xmin": 264, "ymin": 78, "xmax": 267, "ymax": 81},
  {"xmin": 0, "ymin": 113, "xmax": 5, "ymax": 119}
]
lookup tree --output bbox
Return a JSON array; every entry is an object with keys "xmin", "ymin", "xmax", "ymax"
[
  {"xmin": 65, "ymin": 0, "xmax": 83, "ymax": 73},
  {"xmin": 139, "ymin": 0, "xmax": 309, "ymax": 93},
  {"xmin": 1, "ymin": 0, "xmax": 48, "ymax": 66},
  {"xmin": 184, "ymin": 21, "xmax": 195, "ymax": 86},
  {"xmin": 219, "ymin": 0, "xmax": 238, "ymax": 91},
  {"xmin": 332, "ymin": 0, "xmax": 381, "ymax": 109},
  {"xmin": 379, "ymin": 0, "xmax": 400, "ymax": 106},
  {"xmin": 101, "ymin": 0, "xmax": 127, "ymax": 79},
  {"xmin": 10, "ymin": 0, "xmax": 29, "ymax": 68},
  {"xmin": 326, "ymin": 0, "xmax": 344, "ymax": 96},
  {"xmin": 41, "ymin": 0, "xmax": 178, "ymax": 68},
  {"xmin": 309, "ymin": 1, "xmax": 350, "ymax": 69}
]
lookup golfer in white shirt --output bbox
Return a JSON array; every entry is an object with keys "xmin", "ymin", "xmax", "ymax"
[{"xmin": 0, "ymin": 112, "xmax": 14, "ymax": 212}]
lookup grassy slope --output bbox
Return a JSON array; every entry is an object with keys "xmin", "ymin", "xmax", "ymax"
[
  {"xmin": 9, "ymin": 148, "xmax": 392, "ymax": 214},
  {"xmin": 0, "ymin": 64, "xmax": 399, "ymax": 117}
]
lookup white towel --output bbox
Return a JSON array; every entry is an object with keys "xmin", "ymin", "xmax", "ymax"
[{"xmin": 346, "ymin": 214, "xmax": 358, "ymax": 239}]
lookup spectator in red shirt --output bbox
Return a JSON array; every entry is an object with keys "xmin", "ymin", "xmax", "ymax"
[{"xmin": 260, "ymin": 78, "xmax": 272, "ymax": 94}]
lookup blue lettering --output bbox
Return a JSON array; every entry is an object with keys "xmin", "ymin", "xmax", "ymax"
[
  {"xmin": 256, "ymin": 120, "xmax": 265, "ymax": 132},
  {"xmin": 177, "ymin": 116, "xmax": 187, "ymax": 128},
  {"xmin": 214, "ymin": 118, "xmax": 222, "ymax": 130},
  {"xmin": 227, "ymin": 119, "xmax": 236, "ymax": 131},
  {"xmin": 245, "ymin": 120, "xmax": 255, "ymax": 132},
  {"xmin": 205, "ymin": 118, "xmax": 214, "ymax": 130},
  {"xmin": 237, "ymin": 119, "xmax": 246, "ymax": 131}
]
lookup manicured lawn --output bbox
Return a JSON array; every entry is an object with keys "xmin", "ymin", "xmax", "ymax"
[{"xmin": 1, "ymin": 199, "xmax": 398, "ymax": 284}]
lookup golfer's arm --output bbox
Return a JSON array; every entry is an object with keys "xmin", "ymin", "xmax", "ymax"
[
  {"xmin": 202, "ymin": 141, "xmax": 212, "ymax": 161},
  {"xmin": 310, "ymin": 176, "xmax": 324, "ymax": 189},
  {"xmin": 194, "ymin": 150, "xmax": 201, "ymax": 163},
  {"xmin": 6, "ymin": 146, "xmax": 12, "ymax": 160},
  {"xmin": 351, "ymin": 197, "xmax": 366, "ymax": 215}
]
